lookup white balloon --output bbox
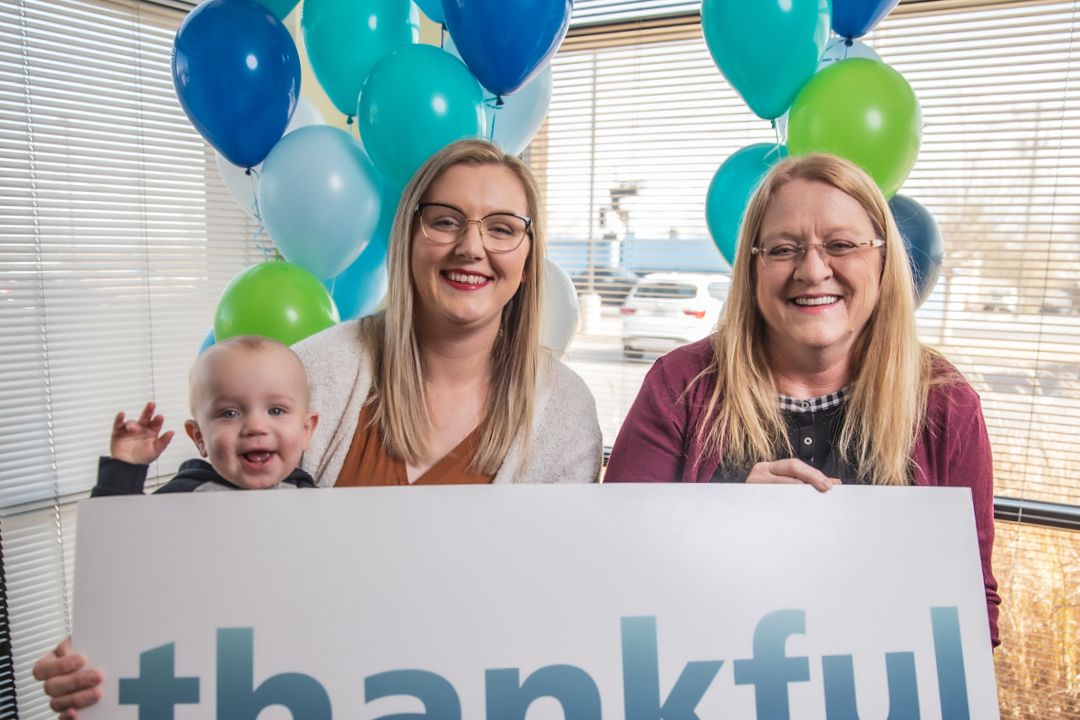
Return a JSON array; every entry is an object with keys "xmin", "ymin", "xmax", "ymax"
[
  {"xmin": 541, "ymin": 258, "xmax": 580, "ymax": 355},
  {"xmin": 819, "ymin": 38, "xmax": 882, "ymax": 69},
  {"xmin": 216, "ymin": 97, "xmax": 327, "ymax": 220},
  {"xmin": 443, "ymin": 35, "xmax": 552, "ymax": 155}
]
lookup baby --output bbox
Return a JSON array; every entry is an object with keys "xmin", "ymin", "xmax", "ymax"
[{"xmin": 92, "ymin": 336, "xmax": 319, "ymax": 495}]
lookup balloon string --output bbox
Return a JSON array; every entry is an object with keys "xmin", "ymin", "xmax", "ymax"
[
  {"xmin": 485, "ymin": 96, "xmax": 500, "ymax": 142},
  {"xmin": 248, "ymin": 167, "xmax": 274, "ymax": 262},
  {"xmin": 440, "ymin": 24, "xmax": 445, "ymax": 49},
  {"xmin": 771, "ymin": 119, "xmax": 782, "ymax": 151}
]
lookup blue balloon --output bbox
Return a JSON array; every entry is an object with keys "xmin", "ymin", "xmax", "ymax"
[
  {"xmin": 443, "ymin": 0, "xmax": 570, "ymax": 97},
  {"xmin": 259, "ymin": 126, "xmax": 383, "ymax": 280},
  {"xmin": 706, "ymin": 143, "xmax": 788, "ymax": 265},
  {"xmin": 325, "ymin": 192, "xmax": 395, "ymax": 319},
  {"xmin": 415, "ymin": 0, "xmax": 444, "ymax": 23},
  {"xmin": 172, "ymin": 0, "xmax": 301, "ymax": 168},
  {"xmin": 889, "ymin": 194, "xmax": 943, "ymax": 305},
  {"xmin": 832, "ymin": 0, "xmax": 899, "ymax": 39},
  {"xmin": 198, "ymin": 327, "xmax": 216, "ymax": 355},
  {"xmin": 328, "ymin": 235, "xmax": 389, "ymax": 321}
]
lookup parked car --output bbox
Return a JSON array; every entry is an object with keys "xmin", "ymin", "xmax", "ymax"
[
  {"xmin": 570, "ymin": 266, "xmax": 642, "ymax": 305},
  {"xmin": 620, "ymin": 272, "xmax": 731, "ymax": 358},
  {"xmin": 1040, "ymin": 288, "xmax": 1078, "ymax": 315}
]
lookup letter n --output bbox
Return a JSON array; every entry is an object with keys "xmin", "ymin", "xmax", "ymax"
[{"xmin": 486, "ymin": 666, "xmax": 601, "ymax": 720}]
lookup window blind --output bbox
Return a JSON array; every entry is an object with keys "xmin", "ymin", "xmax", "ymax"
[
  {"xmin": 570, "ymin": 0, "xmax": 701, "ymax": 28},
  {"xmin": 0, "ymin": 0, "xmax": 262, "ymax": 715}
]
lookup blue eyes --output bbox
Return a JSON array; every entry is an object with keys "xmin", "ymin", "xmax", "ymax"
[{"xmin": 216, "ymin": 407, "xmax": 288, "ymax": 419}]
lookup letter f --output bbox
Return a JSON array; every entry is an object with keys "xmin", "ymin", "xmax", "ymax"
[{"xmin": 733, "ymin": 610, "xmax": 810, "ymax": 720}]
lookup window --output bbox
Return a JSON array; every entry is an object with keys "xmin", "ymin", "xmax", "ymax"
[
  {"xmin": 533, "ymin": 0, "xmax": 1080, "ymax": 714},
  {"xmin": 0, "ymin": 0, "xmax": 260, "ymax": 714}
]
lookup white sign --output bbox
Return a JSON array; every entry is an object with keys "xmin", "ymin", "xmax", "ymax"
[{"xmin": 73, "ymin": 485, "xmax": 998, "ymax": 719}]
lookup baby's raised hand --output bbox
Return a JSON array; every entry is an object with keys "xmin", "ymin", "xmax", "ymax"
[{"xmin": 110, "ymin": 402, "xmax": 174, "ymax": 465}]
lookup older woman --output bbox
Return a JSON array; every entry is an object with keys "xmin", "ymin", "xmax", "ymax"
[
  {"xmin": 605, "ymin": 153, "xmax": 1000, "ymax": 647},
  {"xmin": 34, "ymin": 139, "xmax": 603, "ymax": 716}
]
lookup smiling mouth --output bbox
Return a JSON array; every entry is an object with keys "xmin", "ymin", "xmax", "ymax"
[
  {"xmin": 792, "ymin": 295, "xmax": 841, "ymax": 307},
  {"xmin": 241, "ymin": 451, "xmax": 274, "ymax": 468},
  {"xmin": 441, "ymin": 270, "xmax": 493, "ymax": 288}
]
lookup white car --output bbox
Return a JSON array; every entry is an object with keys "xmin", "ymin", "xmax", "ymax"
[{"xmin": 620, "ymin": 272, "xmax": 731, "ymax": 358}]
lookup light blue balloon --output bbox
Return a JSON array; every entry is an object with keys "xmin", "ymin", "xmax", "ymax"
[
  {"xmin": 414, "ymin": 0, "xmax": 443, "ymax": 24},
  {"xmin": 445, "ymin": 35, "xmax": 552, "ymax": 156},
  {"xmin": 358, "ymin": 45, "xmax": 486, "ymax": 188},
  {"xmin": 259, "ymin": 126, "xmax": 383, "ymax": 279},
  {"xmin": 197, "ymin": 327, "xmax": 216, "ymax": 355},
  {"xmin": 706, "ymin": 143, "xmax": 788, "ymax": 264},
  {"xmin": 325, "ymin": 192, "xmax": 396, "ymax": 320}
]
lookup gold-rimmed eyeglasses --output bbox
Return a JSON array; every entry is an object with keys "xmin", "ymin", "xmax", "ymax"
[
  {"xmin": 751, "ymin": 238, "xmax": 885, "ymax": 267},
  {"xmin": 415, "ymin": 202, "xmax": 532, "ymax": 254}
]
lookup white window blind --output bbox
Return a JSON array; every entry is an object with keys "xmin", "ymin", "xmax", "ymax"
[
  {"xmin": 533, "ymin": 0, "xmax": 1080, "ymax": 713},
  {"xmin": 0, "ymin": 0, "xmax": 262, "ymax": 715},
  {"xmin": 570, "ymin": 0, "xmax": 701, "ymax": 27}
]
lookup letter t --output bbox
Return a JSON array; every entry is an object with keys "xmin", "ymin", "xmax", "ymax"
[{"xmin": 118, "ymin": 642, "xmax": 200, "ymax": 720}]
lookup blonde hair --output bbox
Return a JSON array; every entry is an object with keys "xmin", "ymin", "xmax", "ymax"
[
  {"xmin": 698, "ymin": 152, "xmax": 936, "ymax": 485},
  {"xmin": 360, "ymin": 139, "xmax": 544, "ymax": 474},
  {"xmin": 190, "ymin": 336, "xmax": 309, "ymax": 414}
]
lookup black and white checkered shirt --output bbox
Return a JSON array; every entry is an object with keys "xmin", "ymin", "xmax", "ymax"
[{"xmin": 777, "ymin": 387, "xmax": 849, "ymax": 413}]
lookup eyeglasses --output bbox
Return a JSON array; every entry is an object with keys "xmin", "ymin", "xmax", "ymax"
[
  {"xmin": 751, "ymin": 238, "xmax": 885, "ymax": 267},
  {"xmin": 415, "ymin": 202, "xmax": 532, "ymax": 254}
]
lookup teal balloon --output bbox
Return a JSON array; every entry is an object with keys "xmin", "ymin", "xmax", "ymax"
[
  {"xmin": 414, "ymin": 0, "xmax": 444, "ymax": 23},
  {"xmin": 256, "ymin": 0, "xmax": 299, "ymax": 20},
  {"xmin": 706, "ymin": 143, "xmax": 788, "ymax": 265},
  {"xmin": 701, "ymin": 0, "xmax": 830, "ymax": 120},
  {"xmin": 215, "ymin": 262, "xmax": 340, "ymax": 346},
  {"xmin": 302, "ymin": 0, "xmax": 418, "ymax": 119},
  {"xmin": 358, "ymin": 44, "xmax": 486, "ymax": 188},
  {"xmin": 259, "ymin": 126, "xmax": 383, "ymax": 279}
]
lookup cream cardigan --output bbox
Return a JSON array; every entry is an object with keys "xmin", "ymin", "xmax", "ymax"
[{"xmin": 293, "ymin": 320, "xmax": 602, "ymax": 486}]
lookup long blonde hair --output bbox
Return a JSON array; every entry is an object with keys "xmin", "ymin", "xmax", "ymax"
[
  {"xmin": 698, "ymin": 153, "xmax": 935, "ymax": 485},
  {"xmin": 361, "ymin": 139, "xmax": 544, "ymax": 474}
]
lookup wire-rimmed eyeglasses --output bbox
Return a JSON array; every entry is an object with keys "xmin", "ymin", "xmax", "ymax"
[
  {"xmin": 415, "ymin": 202, "xmax": 532, "ymax": 254},
  {"xmin": 751, "ymin": 238, "xmax": 885, "ymax": 266}
]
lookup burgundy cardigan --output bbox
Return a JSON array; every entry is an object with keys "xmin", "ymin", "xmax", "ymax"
[{"xmin": 605, "ymin": 338, "xmax": 1001, "ymax": 647}]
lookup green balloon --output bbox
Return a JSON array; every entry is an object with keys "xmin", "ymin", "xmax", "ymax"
[
  {"xmin": 787, "ymin": 58, "xmax": 922, "ymax": 198},
  {"xmin": 255, "ymin": 0, "xmax": 299, "ymax": 21},
  {"xmin": 302, "ymin": 0, "xmax": 418, "ymax": 118},
  {"xmin": 701, "ymin": 0, "xmax": 830, "ymax": 120},
  {"xmin": 215, "ymin": 261, "xmax": 340, "ymax": 346},
  {"xmin": 358, "ymin": 45, "xmax": 486, "ymax": 188}
]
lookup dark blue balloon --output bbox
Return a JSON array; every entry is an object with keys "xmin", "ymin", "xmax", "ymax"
[
  {"xmin": 443, "ymin": 0, "xmax": 571, "ymax": 96},
  {"xmin": 831, "ymin": 0, "xmax": 899, "ymax": 39},
  {"xmin": 889, "ymin": 194, "xmax": 943, "ymax": 306},
  {"xmin": 172, "ymin": 0, "xmax": 300, "ymax": 168}
]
